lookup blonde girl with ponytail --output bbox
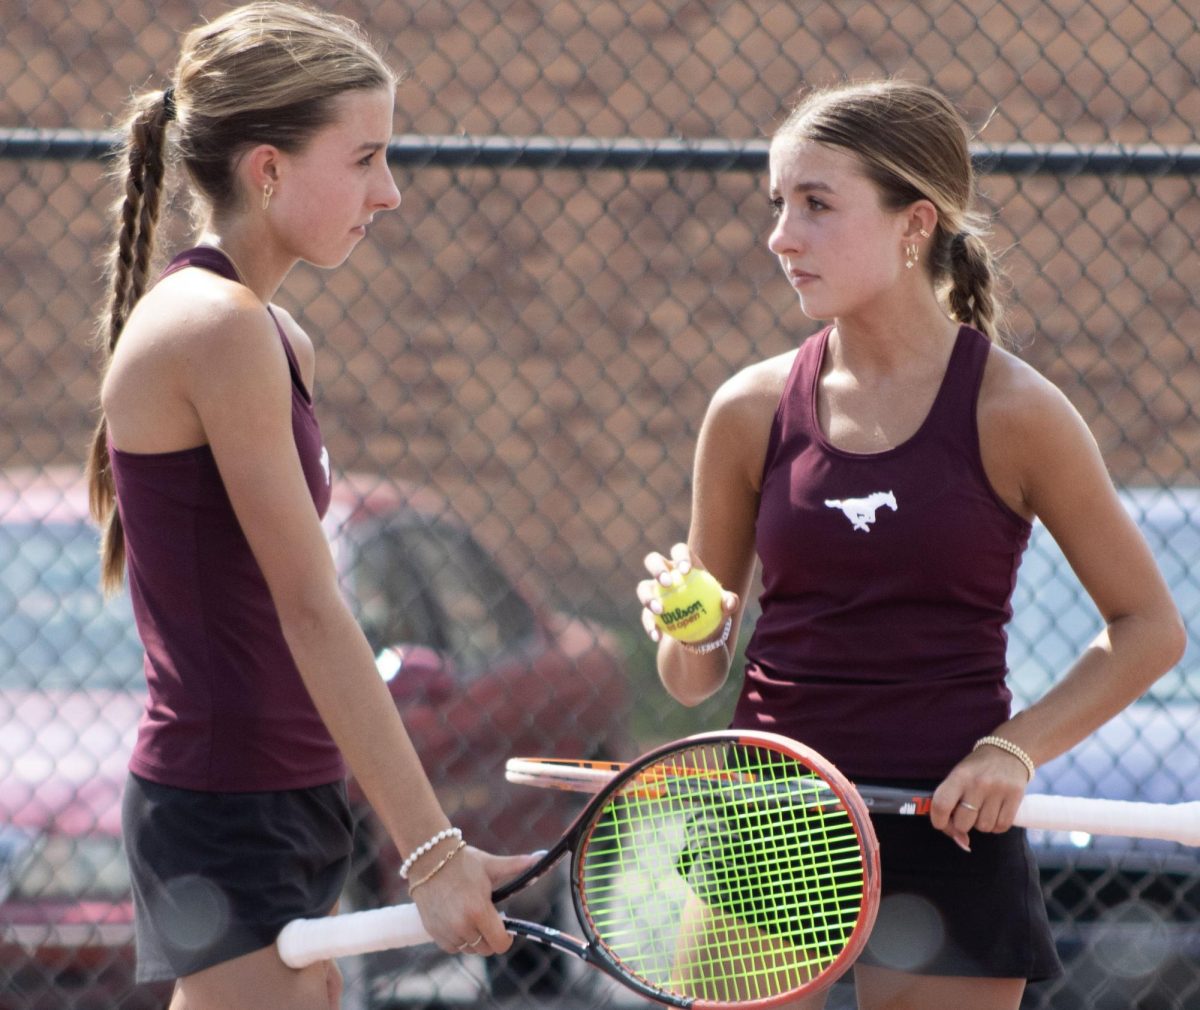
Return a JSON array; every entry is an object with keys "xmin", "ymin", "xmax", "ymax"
[{"xmin": 89, "ymin": 5, "xmax": 535, "ymax": 1008}]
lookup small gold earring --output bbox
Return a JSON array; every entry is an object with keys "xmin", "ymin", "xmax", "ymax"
[
  {"xmin": 262, "ymin": 184, "xmax": 274, "ymax": 212},
  {"xmin": 905, "ymin": 243, "xmax": 919, "ymax": 269}
]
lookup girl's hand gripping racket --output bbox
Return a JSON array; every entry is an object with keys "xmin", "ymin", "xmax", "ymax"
[
  {"xmin": 279, "ymin": 730, "xmax": 880, "ymax": 1007},
  {"xmin": 505, "ymin": 756, "xmax": 1200, "ymax": 846}
]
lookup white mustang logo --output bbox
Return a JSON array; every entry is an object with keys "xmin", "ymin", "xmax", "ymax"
[{"xmin": 824, "ymin": 491, "xmax": 897, "ymax": 532}]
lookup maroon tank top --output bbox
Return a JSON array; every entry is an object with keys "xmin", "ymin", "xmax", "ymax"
[
  {"xmin": 110, "ymin": 247, "xmax": 345, "ymax": 791},
  {"xmin": 735, "ymin": 325, "xmax": 1031, "ymax": 780}
]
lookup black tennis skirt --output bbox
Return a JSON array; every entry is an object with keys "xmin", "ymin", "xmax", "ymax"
[
  {"xmin": 122, "ymin": 772, "xmax": 354, "ymax": 982},
  {"xmin": 677, "ymin": 776, "xmax": 1062, "ymax": 981},
  {"xmin": 855, "ymin": 783, "xmax": 1062, "ymax": 981}
]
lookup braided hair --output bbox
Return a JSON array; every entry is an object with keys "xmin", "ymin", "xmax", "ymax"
[{"xmin": 87, "ymin": 2, "xmax": 395, "ymax": 592}]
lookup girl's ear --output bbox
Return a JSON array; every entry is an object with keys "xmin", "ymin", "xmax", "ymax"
[
  {"xmin": 241, "ymin": 143, "xmax": 283, "ymax": 196},
  {"xmin": 903, "ymin": 199, "xmax": 939, "ymax": 243}
]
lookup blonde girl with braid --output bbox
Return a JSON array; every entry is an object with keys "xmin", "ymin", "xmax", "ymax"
[
  {"xmin": 637, "ymin": 80, "xmax": 1182, "ymax": 1009},
  {"xmin": 88, "ymin": 5, "xmax": 535, "ymax": 1007}
]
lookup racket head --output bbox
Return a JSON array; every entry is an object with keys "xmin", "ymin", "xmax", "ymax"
[{"xmin": 566, "ymin": 730, "xmax": 880, "ymax": 1008}]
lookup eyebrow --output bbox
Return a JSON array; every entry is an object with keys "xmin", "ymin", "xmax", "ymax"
[{"xmin": 770, "ymin": 180, "xmax": 836, "ymax": 198}]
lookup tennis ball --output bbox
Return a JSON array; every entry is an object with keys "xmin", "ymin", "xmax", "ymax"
[{"xmin": 653, "ymin": 568, "xmax": 725, "ymax": 643}]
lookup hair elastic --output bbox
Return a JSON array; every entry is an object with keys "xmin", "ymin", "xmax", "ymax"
[{"xmin": 162, "ymin": 87, "xmax": 176, "ymax": 122}]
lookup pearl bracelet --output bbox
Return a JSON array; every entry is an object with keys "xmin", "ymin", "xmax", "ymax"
[
  {"xmin": 399, "ymin": 826, "xmax": 462, "ymax": 879},
  {"xmin": 973, "ymin": 735, "xmax": 1035, "ymax": 782},
  {"xmin": 677, "ymin": 616, "xmax": 733, "ymax": 656}
]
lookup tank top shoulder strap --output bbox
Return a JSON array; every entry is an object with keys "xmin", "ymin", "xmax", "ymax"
[
  {"xmin": 160, "ymin": 246, "xmax": 240, "ymax": 282},
  {"xmin": 792, "ymin": 324, "xmax": 832, "ymax": 429},
  {"xmin": 758, "ymin": 326, "xmax": 830, "ymax": 478},
  {"xmin": 923, "ymin": 325, "xmax": 992, "ymax": 430},
  {"xmin": 777, "ymin": 325, "xmax": 832, "ymax": 438},
  {"xmin": 269, "ymin": 307, "xmax": 312, "ymax": 404}
]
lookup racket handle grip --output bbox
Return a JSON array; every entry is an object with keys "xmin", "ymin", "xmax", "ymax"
[
  {"xmin": 1016, "ymin": 794, "xmax": 1200, "ymax": 846},
  {"xmin": 278, "ymin": 902, "xmax": 430, "ymax": 968}
]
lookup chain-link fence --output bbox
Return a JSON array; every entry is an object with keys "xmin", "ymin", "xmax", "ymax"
[{"xmin": 2, "ymin": 1, "xmax": 1199, "ymax": 1008}]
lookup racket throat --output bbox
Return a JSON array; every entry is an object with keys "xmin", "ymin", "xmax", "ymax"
[{"xmin": 504, "ymin": 917, "xmax": 591, "ymax": 959}]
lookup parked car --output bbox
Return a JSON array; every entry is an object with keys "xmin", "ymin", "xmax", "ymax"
[
  {"xmin": 0, "ymin": 471, "xmax": 155, "ymax": 1010},
  {"xmin": 1008, "ymin": 487, "xmax": 1200, "ymax": 1010},
  {"xmin": 0, "ymin": 466, "xmax": 632, "ymax": 1010}
]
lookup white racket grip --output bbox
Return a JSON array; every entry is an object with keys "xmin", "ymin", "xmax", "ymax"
[
  {"xmin": 1016, "ymin": 793, "xmax": 1200, "ymax": 846},
  {"xmin": 277, "ymin": 902, "xmax": 430, "ymax": 968}
]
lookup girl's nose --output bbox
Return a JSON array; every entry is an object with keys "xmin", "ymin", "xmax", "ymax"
[
  {"xmin": 768, "ymin": 217, "xmax": 796, "ymax": 256},
  {"xmin": 377, "ymin": 170, "xmax": 401, "ymax": 211}
]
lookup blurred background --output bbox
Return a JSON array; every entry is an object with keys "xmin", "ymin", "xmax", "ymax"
[{"xmin": 2, "ymin": 1, "xmax": 1198, "ymax": 1008}]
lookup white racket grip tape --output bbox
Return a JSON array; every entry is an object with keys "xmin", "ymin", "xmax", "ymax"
[
  {"xmin": 1016, "ymin": 794, "xmax": 1200, "ymax": 846},
  {"xmin": 278, "ymin": 902, "xmax": 430, "ymax": 968}
]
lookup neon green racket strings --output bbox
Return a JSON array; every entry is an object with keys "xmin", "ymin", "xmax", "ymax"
[{"xmin": 577, "ymin": 741, "xmax": 867, "ymax": 1003}]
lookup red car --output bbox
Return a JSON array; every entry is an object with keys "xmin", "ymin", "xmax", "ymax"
[{"xmin": 0, "ymin": 467, "xmax": 631, "ymax": 1009}]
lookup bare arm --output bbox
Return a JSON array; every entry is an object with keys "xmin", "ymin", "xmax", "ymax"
[
  {"xmin": 931, "ymin": 349, "xmax": 1185, "ymax": 842},
  {"xmin": 181, "ymin": 298, "xmax": 528, "ymax": 952},
  {"xmin": 640, "ymin": 356, "xmax": 787, "ymax": 706}
]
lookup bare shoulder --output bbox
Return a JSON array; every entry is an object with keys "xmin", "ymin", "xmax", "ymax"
[
  {"xmin": 978, "ymin": 341, "xmax": 1102, "ymax": 518},
  {"xmin": 131, "ymin": 268, "xmax": 277, "ymax": 356},
  {"xmin": 708, "ymin": 349, "xmax": 797, "ymax": 432},
  {"xmin": 102, "ymin": 268, "xmax": 288, "ymax": 450},
  {"xmin": 106, "ymin": 269, "xmax": 278, "ymax": 395},
  {"xmin": 979, "ymin": 342, "xmax": 1086, "ymax": 443},
  {"xmin": 158, "ymin": 280, "xmax": 315, "ymax": 384},
  {"xmin": 699, "ymin": 349, "xmax": 797, "ymax": 492}
]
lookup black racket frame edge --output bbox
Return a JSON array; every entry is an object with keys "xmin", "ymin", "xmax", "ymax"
[{"xmin": 489, "ymin": 729, "xmax": 846, "ymax": 1009}]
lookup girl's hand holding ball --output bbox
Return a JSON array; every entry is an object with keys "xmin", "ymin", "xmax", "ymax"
[{"xmin": 638, "ymin": 544, "xmax": 738, "ymax": 649}]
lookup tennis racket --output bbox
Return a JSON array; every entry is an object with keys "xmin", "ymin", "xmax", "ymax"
[
  {"xmin": 505, "ymin": 756, "xmax": 1200, "ymax": 846},
  {"xmin": 279, "ymin": 730, "xmax": 880, "ymax": 1007}
]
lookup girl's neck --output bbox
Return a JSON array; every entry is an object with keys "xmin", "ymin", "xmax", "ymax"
[
  {"xmin": 196, "ymin": 230, "xmax": 286, "ymax": 303},
  {"xmin": 828, "ymin": 313, "xmax": 961, "ymax": 380}
]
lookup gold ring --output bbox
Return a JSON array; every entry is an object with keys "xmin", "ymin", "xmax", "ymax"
[{"xmin": 958, "ymin": 800, "xmax": 979, "ymax": 811}]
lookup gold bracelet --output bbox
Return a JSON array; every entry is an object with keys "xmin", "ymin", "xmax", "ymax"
[
  {"xmin": 407, "ymin": 839, "xmax": 467, "ymax": 894},
  {"xmin": 973, "ymin": 735, "xmax": 1035, "ymax": 782}
]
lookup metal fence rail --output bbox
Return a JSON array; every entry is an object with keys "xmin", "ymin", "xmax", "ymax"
[
  {"xmin": 7, "ymin": 127, "xmax": 1200, "ymax": 176},
  {"xmin": 2, "ymin": 2, "xmax": 1198, "ymax": 1009}
]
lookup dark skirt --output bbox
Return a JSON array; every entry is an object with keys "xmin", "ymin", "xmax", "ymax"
[
  {"xmin": 856, "ymin": 785, "xmax": 1062, "ymax": 981},
  {"xmin": 122, "ymin": 772, "xmax": 354, "ymax": 983},
  {"xmin": 676, "ymin": 776, "xmax": 1062, "ymax": 981}
]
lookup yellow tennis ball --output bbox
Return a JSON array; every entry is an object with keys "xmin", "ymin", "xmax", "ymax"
[{"xmin": 653, "ymin": 568, "xmax": 725, "ymax": 643}]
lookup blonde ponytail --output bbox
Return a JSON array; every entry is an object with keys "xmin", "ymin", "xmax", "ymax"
[{"xmin": 87, "ymin": 89, "xmax": 173, "ymax": 594}]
